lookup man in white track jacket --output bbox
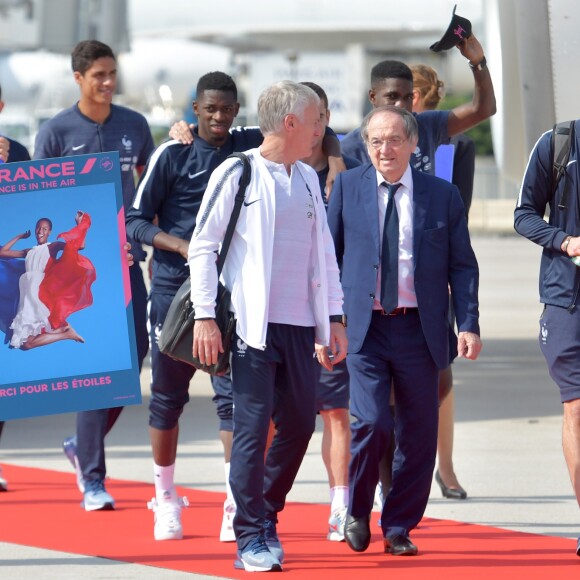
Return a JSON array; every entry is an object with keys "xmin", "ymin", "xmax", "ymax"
[{"xmin": 188, "ymin": 80, "xmax": 347, "ymax": 572}]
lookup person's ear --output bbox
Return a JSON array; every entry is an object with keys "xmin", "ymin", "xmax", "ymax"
[
  {"xmin": 368, "ymin": 88, "xmax": 376, "ymax": 106},
  {"xmin": 0, "ymin": 100, "xmax": 4, "ymax": 114},
  {"xmin": 284, "ymin": 114, "xmax": 295, "ymax": 130}
]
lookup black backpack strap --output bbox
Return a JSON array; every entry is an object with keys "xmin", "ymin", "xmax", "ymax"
[
  {"xmin": 552, "ymin": 120, "xmax": 575, "ymax": 209},
  {"xmin": 216, "ymin": 153, "xmax": 252, "ymax": 275}
]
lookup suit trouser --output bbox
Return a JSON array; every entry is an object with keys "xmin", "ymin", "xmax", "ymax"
[
  {"xmin": 229, "ymin": 323, "xmax": 319, "ymax": 552},
  {"xmin": 76, "ymin": 262, "xmax": 149, "ymax": 483},
  {"xmin": 347, "ymin": 310, "xmax": 439, "ymax": 538}
]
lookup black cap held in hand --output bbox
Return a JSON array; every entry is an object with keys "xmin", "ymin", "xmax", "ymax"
[{"xmin": 429, "ymin": 4, "xmax": 472, "ymax": 53}]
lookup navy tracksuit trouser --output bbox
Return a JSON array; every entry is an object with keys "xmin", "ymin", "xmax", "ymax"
[{"xmin": 229, "ymin": 323, "xmax": 319, "ymax": 551}]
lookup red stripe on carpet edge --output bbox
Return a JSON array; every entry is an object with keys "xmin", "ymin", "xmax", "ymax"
[{"xmin": 0, "ymin": 464, "xmax": 578, "ymax": 579}]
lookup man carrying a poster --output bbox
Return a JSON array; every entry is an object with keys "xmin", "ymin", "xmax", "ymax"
[{"xmin": 33, "ymin": 40, "xmax": 154, "ymax": 511}]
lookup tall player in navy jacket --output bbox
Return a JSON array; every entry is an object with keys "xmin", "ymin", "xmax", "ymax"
[
  {"xmin": 126, "ymin": 71, "xmax": 263, "ymax": 543},
  {"xmin": 515, "ymin": 120, "xmax": 580, "ymax": 557},
  {"xmin": 326, "ymin": 105, "xmax": 481, "ymax": 556}
]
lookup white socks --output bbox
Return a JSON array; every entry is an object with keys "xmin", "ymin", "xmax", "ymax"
[
  {"xmin": 224, "ymin": 462, "xmax": 236, "ymax": 506},
  {"xmin": 154, "ymin": 462, "xmax": 177, "ymax": 502},
  {"xmin": 330, "ymin": 485, "xmax": 349, "ymax": 512}
]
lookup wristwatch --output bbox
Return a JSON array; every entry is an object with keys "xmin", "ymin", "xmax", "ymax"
[
  {"xmin": 562, "ymin": 235, "xmax": 572, "ymax": 255},
  {"xmin": 329, "ymin": 314, "xmax": 346, "ymax": 327},
  {"xmin": 469, "ymin": 56, "xmax": 487, "ymax": 71}
]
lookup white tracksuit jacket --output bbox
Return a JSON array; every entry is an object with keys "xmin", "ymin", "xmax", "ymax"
[{"xmin": 188, "ymin": 148, "xmax": 344, "ymax": 350}]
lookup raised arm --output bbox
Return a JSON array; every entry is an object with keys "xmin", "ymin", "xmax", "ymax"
[
  {"xmin": 446, "ymin": 34, "xmax": 497, "ymax": 137},
  {"xmin": 48, "ymin": 240, "xmax": 66, "ymax": 258},
  {"xmin": 0, "ymin": 230, "xmax": 31, "ymax": 258}
]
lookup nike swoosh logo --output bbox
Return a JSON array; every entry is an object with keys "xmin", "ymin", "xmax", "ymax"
[
  {"xmin": 243, "ymin": 199, "xmax": 260, "ymax": 207},
  {"xmin": 188, "ymin": 170, "xmax": 207, "ymax": 179},
  {"xmin": 567, "ymin": 160, "xmax": 577, "ymax": 167},
  {"xmin": 72, "ymin": 144, "xmax": 86, "ymax": 151}
]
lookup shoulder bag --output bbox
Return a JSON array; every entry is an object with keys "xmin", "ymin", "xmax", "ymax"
[{"xmin": 158, "ymin": 152, "xmax": 251, "ymax": 375}]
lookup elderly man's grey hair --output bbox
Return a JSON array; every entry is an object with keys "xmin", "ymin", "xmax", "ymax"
[
  {"xmin": 360, "ymin": 104, "xmax": 419, "ymax": 144},
  {"xmin": 257, "ymin": 80, "xmax": 320, "ymax": 136}
]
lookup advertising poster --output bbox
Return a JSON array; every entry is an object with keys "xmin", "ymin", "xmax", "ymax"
[
  {"xmin": 434, "ymin": 143, "xmax": 455, "ymax": 183},
  {"xmin": 0, "ymin": 152, "xmax": 141, "ymax": 420}
]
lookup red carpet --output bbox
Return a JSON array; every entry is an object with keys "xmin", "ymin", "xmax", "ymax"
[{"xmin": 0, "ymin": 464, "xmax": 578, "ymax": 578}]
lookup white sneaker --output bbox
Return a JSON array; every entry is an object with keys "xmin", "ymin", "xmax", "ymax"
[
  {"xmin": 220, "ymin": 498, "xmax": 236, "ymax": 542},
  {"xmin": 147, "ymin": 496, "xmax": 189, "ymax": 541},
  {"xmin": 374, "ymin": 482, "xmax": 384, "ymax": 527},
  {"xmin": 0, "ymin": 466, "xmax": 7, "ymax": 492},
  {"xmin": 327, "ymin": 506, "xmax": 347, "ymax": 541},
  {"xmin": 373, "ymin": 482, "xmax": 384, "ymax": 511}
]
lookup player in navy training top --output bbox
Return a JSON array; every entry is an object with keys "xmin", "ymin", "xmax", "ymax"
[{"xmin": 126, "ymin": 71, "xmax": 263, "ymax": 542}]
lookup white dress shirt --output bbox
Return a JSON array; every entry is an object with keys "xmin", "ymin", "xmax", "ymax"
[{"xmin": 373, "ymin": 164, "xmax": 418, "ymax": 310}]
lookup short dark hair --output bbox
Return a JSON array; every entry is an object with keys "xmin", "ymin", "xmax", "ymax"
[
  {"xmin": 300, "ymin": 81, "xmax": 328, "ymax": 109},
  {"xmin": 371, "ymin": 60, "xmax": 413, "ymax": 87},
  {"xmin": 196, "ymin": 71, "xmax": 237, "ymax": 100},
  {"xmin": 36, "ymin": 217, "xmax": 53, "ymax": 230},
  {"xmin": 71, "ymin": 40, "xmax": 115, "ymax": 74}
]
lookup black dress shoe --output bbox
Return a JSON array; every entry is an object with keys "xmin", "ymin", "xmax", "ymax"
[
  {"xmin": 384, "ymin": 534, "xmax": 418, "ymax": 556},
  {"xmin": 344, "ymin": 514, "xmax": 371, "ymax": 552},
  {"xmin": 435, "ymin": 470, "xmax": 467, "ymax": 500}
]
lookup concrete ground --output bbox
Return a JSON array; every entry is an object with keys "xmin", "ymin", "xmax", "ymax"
[{"xmin": 1, "ymin": 234, "xmax": 578, "ymax": 578}]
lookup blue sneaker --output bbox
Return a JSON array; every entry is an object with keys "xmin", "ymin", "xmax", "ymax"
[
  {"xmin": 62, "ymin": 436, "xmax": 85, "ymax": 493},
  {"xmin": 82, "ymin": 479, "xmax": 115, "ymax": 511},
  {"xmin": 234, "ymin": 534, "xmax": 282, "ymax": 572},
  {"xmin": 262, "ymin": 519, "xmax": 284, "ymax": 563}
]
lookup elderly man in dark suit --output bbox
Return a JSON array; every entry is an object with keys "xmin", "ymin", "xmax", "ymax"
[{"xmin": 324, "ymin": 105, "xmax": 481, "ymax": 556}]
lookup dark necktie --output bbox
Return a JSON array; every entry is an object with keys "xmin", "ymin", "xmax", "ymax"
[{"xmin": 380, "ymin": 182, "xmax": 401, "ymax": 314}]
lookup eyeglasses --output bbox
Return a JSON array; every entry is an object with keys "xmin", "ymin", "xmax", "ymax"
[{"xmin": 368, "ymin": 137, "xmax": 407, "ymax": 150}]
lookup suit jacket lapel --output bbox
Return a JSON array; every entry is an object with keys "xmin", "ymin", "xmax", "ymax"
[
  {"xmin": 412, "ymin": 169, "xmax": 429, "ymax": 265},
  {"xmin": 361, "ymin": 165, "xmax": 380, "ymax": 255}
]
